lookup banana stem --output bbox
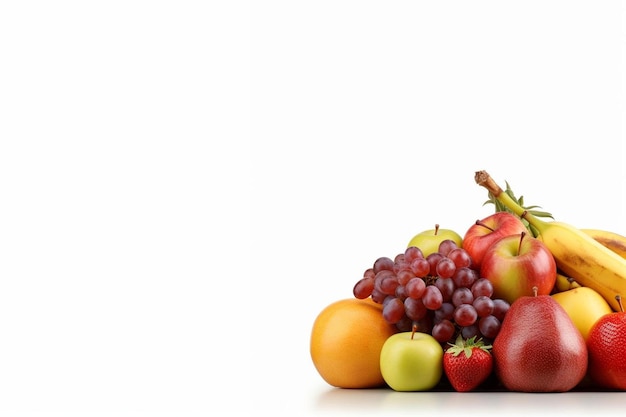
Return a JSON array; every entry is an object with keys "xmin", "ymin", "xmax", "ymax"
[{"xmin": 474, "ymin": 171, "xmax": 547, "ymax": 232}]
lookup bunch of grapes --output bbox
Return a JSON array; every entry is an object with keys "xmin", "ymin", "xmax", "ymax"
[{"xmin": 353, "ymin": 239, "xmax": 510, "ymax": 344}]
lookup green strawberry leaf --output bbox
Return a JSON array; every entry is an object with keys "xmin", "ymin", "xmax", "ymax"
[{"xmin": 446, "ymin": 334, "xmax": 492, "ymax": 358}]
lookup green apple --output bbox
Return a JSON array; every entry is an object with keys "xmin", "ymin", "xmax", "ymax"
[
  {"xmin": 407, "ymin": 224, "xmax": 463, "ymax": 257},
  {"xmin": 379, "ymin": 330, "xmax": 444, "ymax": 391},
  {"xmin": 552, "ymin": 286, "xmax": 613, "ymax": 342}
]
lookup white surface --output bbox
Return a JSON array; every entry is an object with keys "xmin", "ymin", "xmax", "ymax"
[
  {"xmin": 250, "ymin": 1, "xmax": 626, "ymax": 416},
  {"xmin": 0, "ymin": 1, "xmax": 625, "ymax": 416}
]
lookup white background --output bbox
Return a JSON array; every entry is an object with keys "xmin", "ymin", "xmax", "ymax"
[{"xmin": 0, "ymin": 1, "xmax": 624, "ymax": 416}]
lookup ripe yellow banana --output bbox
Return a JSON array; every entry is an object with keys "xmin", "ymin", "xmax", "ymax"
[
  {"xmin": 475, "ymin": 171, "xmax": 625, "ymax": 312},
  {"xmin": 582, "ymin": 228, "xmax": 626, "ymax": 259},
  {"xmin": 554, "ymin": 273, "xmax": 581, "ymax": 293}
]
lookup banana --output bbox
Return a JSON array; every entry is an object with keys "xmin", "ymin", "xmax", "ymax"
[
  {"xmin": 554, "ymin": 272, "xmax": 581, "ymax": 293},
  {"xmin": 582, "ymin": 228, "xmax": 626, "ymax": 259},
  {"xmin": 475, "ymin": 171, "xmax": 625, "ymax": 312}
]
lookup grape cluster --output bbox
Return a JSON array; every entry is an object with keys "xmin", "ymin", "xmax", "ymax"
[{"xmin": 353, "ymin": 240, "xmax": 510, "ymax": 344}]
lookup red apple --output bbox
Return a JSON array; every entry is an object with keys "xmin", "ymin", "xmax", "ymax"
[
  {"xmin": 586, "ymin": 295, "xmax": 626, "ymax": 390},
  {"xmin": 480, "ymin": 232, "xmax": 557, "ymax": 305},
  {"xmin": 462, "ymin": 212, "xmax": 529, "ymax": 269}
]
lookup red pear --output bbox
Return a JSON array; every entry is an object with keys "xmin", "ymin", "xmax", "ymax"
[{"xmin": 492, "ymin": 287, "xmax": 587, "ymax": 392}]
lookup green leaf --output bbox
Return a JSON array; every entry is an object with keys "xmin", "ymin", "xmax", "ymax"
[
  {"xmin": 482, "ymin": 180, "xmax": 554, "ymax": 237},
  {"xmin": 446, "ymin": 335, "xmax": 492, "ymax": 357}
]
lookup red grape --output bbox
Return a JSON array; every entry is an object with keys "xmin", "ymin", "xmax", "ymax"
[
  {"xmin": 404, "ymin": 246, "xmax": 424, "ymax": 263},
  {"xmin": 479, "ymin": 315, "xmax": 501, "ymax": 339},
  {"xmin": 460, "ymin": 323, "xmax": 480, "ymax": 339},
  {"xmin": 473, "ymin": 295, "xmax": 495, "ymax": 317},
  {"xmin": 426, "ymin": 252, "xmax": 444, "ymax": 276},
  {"xmin": 434, "ymin": 302, "xmax": 455, "ymax": 322},
  {"xmin": 471, "ymin": 277, "xmax": 494, "ymax": 298},
  {"xmin": 435, "ymin": 257, "xmax": 456, "ymax": 279},
  {"xmin": 374, "ymin": 270, "xmax": 395, "ymax": 293},
  {"xmin": 394, "ymin": 253, "xmax": 405, "ymax": 264},
  {"xmin": 434, "ymin": 277, "xmax": 455, "ymax": 302},
  {"xmin": 405, "ymin": 297, "xmax": 427, "ymax": 321},
  {"xmin": 452, "ymin": 287, "xmax": 474, "ymax": 307},
  {"xmin": 410, "ymin": 258, "xmax": 430, "ymax": 277},
  {"xmin": 405, "ymin": 277, "xmax": 426, "ymax": 299},
  {"xmin": 414, "ymin": 315, "xmax": 433, "ymax": 335},
  {"xmin": 438, "ymin": 239, "xmax": 458, "ymax": 256},
  {"xmin": 395, "ymin": 315, "xmax": 413, "ymax": 332},
  {"xmin": 393, "ymin": 260, "xmax": 410, "ymax": 274},
  {"xmin": 492, "ymin": 299, "xmax": 510, "ymax": 321},
  {"xmin": 454, "ymin": 304, "xmax": 478, "ymax": 327},
  {"xmin": 379, "ymin": 275, "xmax": 399, "ymax": 295},
  {"xmin": 432, "ymin": 319, "xmax": 456, "ymax": 343},
  {"xmin": 371, "ymin": 287, "xmax": 386, "ymax": 304},
  {"xmin": 397, "ymin": 269, "xmax": 415, "ymax": 285},
  {"xmin": 353, "ymin": 276, "xmax": 375, "ymax": 299},
  {"xmin": 423, "ymin": 285, "xmax": 443, "ymax": 310},
  {"xmin": 373, "ymin": 256, "xmax": 395, "ymax": 273},
  {"xmin": 382, "ymin": 297, "xmax": 405, "ymax": 324},
  {"xmin": 447, "ymin": 248, "xmax": 472, "ymax": 268},
  {"xmin": 353, "ymin": 248, "xmax": 509, "ymax": 343},
  {"xmin": 395, "ymin": 284, "xmax": 407, "ymax": 300},
  {"xmin": 452, "ymin": 267, "xmax": 478, "ymax": 288}
]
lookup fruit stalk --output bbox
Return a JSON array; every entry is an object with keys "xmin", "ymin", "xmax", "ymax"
[{"xmin": 475, "ymin": 170, "xmax": 626, "ymax": 312}]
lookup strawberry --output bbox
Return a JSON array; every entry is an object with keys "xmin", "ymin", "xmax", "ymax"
[{"xmin": 443, "ymin": 335, "xmax": 493, "ymax": 392}]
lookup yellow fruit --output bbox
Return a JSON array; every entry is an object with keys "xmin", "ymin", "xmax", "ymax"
[
  {"xmin": 553, "ymin": 273, "xmax": 581, "ymax": 293},
  {"xmin": 551, "ymin": 287, "xmax": 613, "ymax": 341},
  {"xmin": 407, "ymin": 225, "xmax": 463, "ymax": 257},
  {"xmin": 553, "ymin": 273, "xmax": 570, "ymax": 293},
  {"xmin": 310, "ymin": 298, "xmax": 397, "ymax": 388},
  {"xmin": 582, "ymin": 228, "xmax": 626, "ymax": 259}
]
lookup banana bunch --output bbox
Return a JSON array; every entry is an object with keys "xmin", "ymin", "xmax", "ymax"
[
  {"xmin": 581, "ymin": 229, "xmax": 626, "ymax": 259},
  {"xmin": 554, "ymin": 230, "xmax": 626, "ymax": 292},
  {"xmin": 476, "ymin": 171, "xmax": 626, "ymax": 312}
]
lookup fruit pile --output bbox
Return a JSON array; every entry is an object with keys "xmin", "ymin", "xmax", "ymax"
[{"xmin": 310, "ymin": 171, "xmax": 626, "ymax": 393}]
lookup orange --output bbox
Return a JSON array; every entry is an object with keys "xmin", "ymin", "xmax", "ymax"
[{"xmin": 310, "ymin": 297, "xmax": 398, "ymax": 388}]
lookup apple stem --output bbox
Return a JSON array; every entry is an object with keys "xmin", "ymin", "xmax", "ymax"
[
  {"xmin": 532, "ymin": 286, "xmax": 538, "ymax": 297},
  {"xmin": 518, "ymin": 232, "xmax": 526, "ymax": 254},
  {"xmin": 616, "ymin": 295, "xmax": 624, "ymax": 313},
  {"xmin": 434, "ymin": 224, "xmax": 440, "ymax": 236},
  {"xmin": 474, "ymin": 220, "xmax": 495, "ymax": 232},
  {"xmin": 411, "ymin": 323, "xmax": 418, "ymax": 339}
]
